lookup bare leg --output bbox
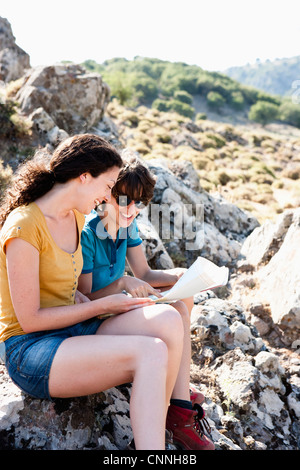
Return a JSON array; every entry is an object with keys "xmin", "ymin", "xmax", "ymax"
[
  {"xmin": 180, "ymin": 296, "xmax": 194, "ymax": 316},
  {"xmin": 170, "ymin": 300, "xmax": 192, "ymax": 401},
  {"xmin": 48, "ymin": 333, "xmax": 168, "ymax": 450},
  {"xmin": 97, "ymin": 303, "xmax": 184, "ymax": 409}
]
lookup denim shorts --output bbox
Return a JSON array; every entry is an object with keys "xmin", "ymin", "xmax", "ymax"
[{"xmin": 3, "ymin": 317, "xmax": 104, "ymax": 400}]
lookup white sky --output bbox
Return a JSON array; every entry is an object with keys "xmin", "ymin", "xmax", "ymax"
[{"xmin": 1, "ymin": 0, "xmax": 300, "ymax": 71}]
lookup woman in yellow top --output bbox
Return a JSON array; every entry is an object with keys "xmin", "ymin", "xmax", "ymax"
[{"xmin": 0, "ymin": 134, "xmax": 185, "ymax": 450}]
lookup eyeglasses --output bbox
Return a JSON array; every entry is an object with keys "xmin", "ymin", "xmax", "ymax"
[{"xmin": 116, "ymin": 194, "xmax": 146, "ymax": 209}]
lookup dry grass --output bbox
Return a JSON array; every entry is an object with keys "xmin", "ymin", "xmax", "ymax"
[{"xmin": 107, "ymin": 100, "xmax": 300, "ymax": 223}]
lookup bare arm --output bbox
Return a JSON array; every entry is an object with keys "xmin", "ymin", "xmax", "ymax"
[
  {"xmin": 78, "ymin": 269, "xmax": 162, "ymax": 299},
  {"xmin": 78, "ymin": 272, "xmax": 126, "ymax": 299},
  {"xmin": 126, "ymin": 244, "xmax": 183, "ymax": 288},
  {"xmin": 6, "ymin": 238, "xmax": 154, "ymax": 333}
]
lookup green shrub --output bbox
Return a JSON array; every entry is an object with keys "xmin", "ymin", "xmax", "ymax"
[
  {"xmin": 152, "ymin": 99, "xmax": 171, "ymax": 112},
  {"xmin": 195, "ymin": 112, "xmax": 207, "ymax": 120},
  {"xmin": 0, "ymin": 99, "xmax": 17, "ymax": 137},
  {"xmin": 103, "ymin": 71, "xmax": 133, "ymax": 105},
  {"xmin": 173, "ymin": 90, "xmax": 193, "ymax": 104},
  {"xmin": 196, "ymin": 73, "xmax": 215, "ymax": 94},
  {"xmin": 130, "ymin": 74, "xmax": 158, "ymax": 103},
  {"xmin": 279, "ymin": 100, "xmax": 300, "ymax": 128},
  {"xmin": 207, "ymin": 91, "xmax": 226, "ymax": 110},
  {"xmin": 205, "ymin": 133, "xmax": 226, "ymax": 148},
  {"xmin": 174, "ymin": 75, "xmax": 198, "ymax": 95},
  {"xmin": 169, "ymin": 99, "xmax": 195, "ymax": 118},
  {"xmin": 0, "ymin": 160, "xmax": 12, "ymax": 199},
  {"xmin": 229, "ymin": 91, "xmax": 245, "ymax": 110},
  {"xmin": 218, "ymin": 171, "xmax": 231, "ymax": 185},
  {"xmin": 248, "ymin": 100, "xmax": 279, "ymax": 126}
]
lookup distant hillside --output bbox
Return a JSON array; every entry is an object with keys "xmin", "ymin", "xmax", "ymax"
[
  {"xmin": 225, "ymin": 56, "xmax": 300, "ymax": 97},
  {"xmin": 81, "ymin": 57, "xmax": 300, "ymax": 128}
]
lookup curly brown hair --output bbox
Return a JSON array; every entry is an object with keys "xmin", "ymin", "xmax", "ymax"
[
  {"xmin": 0, "ymin": 134, "xmax": 123, "ymax": 227},
  {"xmin": 112, "ymin": 150, "xmax": 156, "ymax": 205}
]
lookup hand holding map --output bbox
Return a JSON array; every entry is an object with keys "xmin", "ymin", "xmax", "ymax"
[{"xmin": 152, "ymin": 256, "xmax": 229, "ymax": 303}]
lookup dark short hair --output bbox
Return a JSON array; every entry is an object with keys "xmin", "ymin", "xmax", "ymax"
[{"xmin": 112, "ymin": 150, "xmax": 156, "ymax": 205}]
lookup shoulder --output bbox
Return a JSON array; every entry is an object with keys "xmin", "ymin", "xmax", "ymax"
[
  {"xmin": 0, "ymin": 204, "xmax": 42, "ymax": 253},
  {"xmin": 1, "ymin": 203, "xmax": 41, "ymax": 234}
]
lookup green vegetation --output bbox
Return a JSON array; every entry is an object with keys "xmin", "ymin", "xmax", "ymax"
[
  {"xmin": 207, "ymin": 91, "xmax": 226, "ymax": 110},
  {"xmin": 0, "ymin": 97, "xmax": 31, "ymax": 138},
  {"xmin": 0, "ymin": 159, "xmax": 12, "ymax": 194},
  {"xmin": 248, "ymin": 100, "xmax": 279, "ymax": 126},
  {"xmin": 0, "ymin": 99, "xmax": 18, "ymax": 137},
  {"xmin": 81, "ymin": 57, "xmax": 300, "ymax": 127},
  {"xmin": 278, "ymin": 99, "xmax": 300, "ymax": 128}
]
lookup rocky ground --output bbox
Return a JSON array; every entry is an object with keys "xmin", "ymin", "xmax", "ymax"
[
  {"xmin": 0, "ymin": 17, "xmax": 299, "ymax": 450},
  {"xmin": 0, "ymin": 155, "xmax": 299, "ymax": 451}
]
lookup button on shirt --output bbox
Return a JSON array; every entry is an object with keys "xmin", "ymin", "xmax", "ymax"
[{"xmin": 81, "ymin": 210, "xmax": 142, "ymax": 292}]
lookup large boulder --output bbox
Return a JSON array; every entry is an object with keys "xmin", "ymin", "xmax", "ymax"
[
  {"xmin": 239, "ymin": 208, "xmax": 300, "ymax": 346},
  {"xmin": 141, "ymin": 158, "xmax": 259, "ymax": 269},
  {"xmin": 16, "ymin": 63, "xmax": 110, "ymax": 135},
  {"xmin": 0, "ymin": 17, "xmax": 30, "ymax": 82}
]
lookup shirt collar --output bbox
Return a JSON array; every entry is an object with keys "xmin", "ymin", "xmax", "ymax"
[{"xmin": 85, "ymin": 209, "xmax": 127, "ymax": 242}]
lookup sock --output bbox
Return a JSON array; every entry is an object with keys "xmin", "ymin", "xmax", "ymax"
[{"xmin": 170, "ymin": 398, "xmax": 193, "ymax": 410}]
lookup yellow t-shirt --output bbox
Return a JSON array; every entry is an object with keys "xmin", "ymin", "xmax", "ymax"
[{"xmin": 0, "ymin": 203, "xmax": 85, "ymax": 342}]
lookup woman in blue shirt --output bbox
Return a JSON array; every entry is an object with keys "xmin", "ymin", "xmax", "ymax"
[{"xmin": 78, "ymin": 153, "xmax": 214, "ymax": 451}]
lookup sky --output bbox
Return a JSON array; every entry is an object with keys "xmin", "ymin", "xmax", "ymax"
[{"xmin": 1, "ymin": 0, "xmax": 300, "ymax": 72}]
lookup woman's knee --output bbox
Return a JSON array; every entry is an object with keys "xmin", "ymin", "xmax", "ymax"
[
  {"xmin": 156, "ymin": 305, "xmax": 184, "ymax": 345},
  {"xmin": 132, "ymin": 336, "xmax": 169, "ymax": 371}
]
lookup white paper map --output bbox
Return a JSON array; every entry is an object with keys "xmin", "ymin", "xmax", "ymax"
[{"xmin": 152, "ymin": 256, "xmax": 229, "ymax": 303}]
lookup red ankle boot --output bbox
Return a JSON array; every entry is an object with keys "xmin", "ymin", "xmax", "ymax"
[
  {"xmin": 166, "ymin": 403, "xmax": 215, "ymax": 450},
  {"xmin": 190, "ymin": 384, "xmax": 205, "ymax": 405}
]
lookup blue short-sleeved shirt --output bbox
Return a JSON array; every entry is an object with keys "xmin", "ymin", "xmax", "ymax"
[{"xmin": 81, "ymin": 210, "xmax": 142, "ymax": 292}]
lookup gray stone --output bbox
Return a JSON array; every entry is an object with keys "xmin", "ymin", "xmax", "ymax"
[
  {"xmin": 16, "ymin": 63, "xmax": 110, "ymax": 135},
  {"xmin": 0, "ymin": 17, "xmax": 30, "ymax": 82}
]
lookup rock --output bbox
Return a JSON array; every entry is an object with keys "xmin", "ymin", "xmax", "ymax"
[
  {"xmin": 0, "ymin": 365, "xmax": 132, "ymax": 450},
  {"xmin": 209, "ymin": 348, "xmax": 295, "ymax": 448},
  {"xmin": 171, "ymin": 131, "xmax": 203, "ymax": 151},
  {"xmin": 191, "ymin": 298, "xmax": 264, "ymax": 354},
  {"xmin": 287, "ymin": 382, "xmax": 300, "ymax": 419},
  {"xmin": 249, "ymin": 315, "xmax": 271, "ymax": 336},
  {"xmin": 136, "ymin": 207, "xmax": 174, "ymax": 270},
  {"xmin": 0, "ymin": 17, "xmax": 30, "ymax": 82},
  {"xmin": 211, "ymin": 192, "xmax": 260, "ymax": 240},
  {"xmin": 255, "ymin": 351, "xmax": 284, "ymax": 375},
  {"xmin": 29, "ymin": 107, "xmax": 69, "ymax": 146},
  {"xmin": 239, "ymin": 208, "xmax": 300, "ymax": 345},
  {"xmin": 144, "ymin": 158, "xmax": 258, "ymax": 268},
  {"xmin": 257, "ymin": 209, "xmax": 300, "ymax": 345},
  {"xmin": 240, "ymin": 209, "xmax": 294, "ymax": 267},
  {"xmin": 16, "ymin": 63, "xmax": 110, "ymax": 135},
  {"xmin": 233, "ymin": 208, "xmax": 300, "ymax": 346},
  {"xmin": 168, "ymin": 160, "xmax": 201, "ymax": 192}
]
